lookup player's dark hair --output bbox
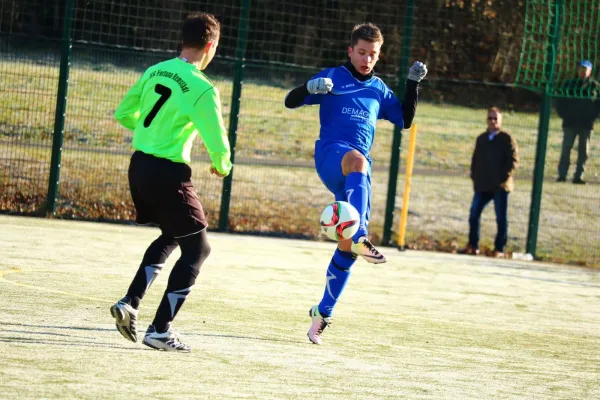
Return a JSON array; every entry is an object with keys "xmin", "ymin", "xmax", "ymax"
[
  {"xmin": 350, "ymin": 23, "xmax": 384, "ymax": 47},
  {"xmin": 181, "ymin": 12, "xmax": 220, "ymax": 50}
]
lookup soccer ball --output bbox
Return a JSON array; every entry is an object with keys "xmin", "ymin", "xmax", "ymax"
[{"xmin": 319, "ymin": 201, "xmax": 360, "ymax": 241}]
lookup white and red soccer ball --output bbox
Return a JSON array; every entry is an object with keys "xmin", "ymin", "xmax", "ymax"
[{"xmin": 319, "ymin": 201, "xmax": 360, "ymax": 241}]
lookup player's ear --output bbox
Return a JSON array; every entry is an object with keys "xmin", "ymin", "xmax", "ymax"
[
  {"xmin": 347, "ymin": 46, "xmax": 353, "ymax": 58},
  {"xmin": 205, "ymin": 41, "xmax": 215, "ymax": 52}
]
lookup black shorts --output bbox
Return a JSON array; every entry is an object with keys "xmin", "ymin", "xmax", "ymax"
[{"xmin": 128, "ymin": 151, "xmax": 207, "ymax": 237}]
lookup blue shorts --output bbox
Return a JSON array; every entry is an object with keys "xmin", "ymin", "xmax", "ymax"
[{"xmin": 314, "ymin": 140, "xmax": 372, "ymax": 221}]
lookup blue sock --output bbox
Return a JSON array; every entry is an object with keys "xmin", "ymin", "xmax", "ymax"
[
  {"xmin": 318, "ymin": 249, "xmax": 356, "ymax": 317},
  {"xmin": 345, "ymin": 172, "xmax": 369, "ymax": 242}
]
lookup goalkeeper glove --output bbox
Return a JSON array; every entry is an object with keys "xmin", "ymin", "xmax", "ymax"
[
  {"xmin": 307, "ymin": 77, "xmax": 333, "ymax": 94},
  {"xmin": 407, "ymin": 61, "xmax": 427, "ymax": 82}
]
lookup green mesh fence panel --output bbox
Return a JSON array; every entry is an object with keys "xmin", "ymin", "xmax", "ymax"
[
  {"xmin": 0, "ymin": 0, "xmax": 61, "ymax": 214},
  {"xmin": 516, "ymin": 0, "xmax": 600, "ymax": 98},
  {"xmin": 513, "ymin": 1, "xmax": 600, "ymax": 265},
  {"xmin": 554, "ymin": 0, "xmax": 600, "ymax": 97},
  {"xmin": 54, "ymin": 1, "xmax": 240, "ymax": 223}
]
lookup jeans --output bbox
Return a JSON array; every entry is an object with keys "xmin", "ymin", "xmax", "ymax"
[
  {"xmin": 558, "ymin": 127, "xmax": 592, "ymax": 180},
  {"xmin": 468, "ymin": 191, "xmax": 509, "ymax": 252}
]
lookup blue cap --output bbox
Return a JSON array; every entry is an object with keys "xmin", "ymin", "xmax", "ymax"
[{"xmin": 579, "ymin": 60, "xmax": 593, "ymax": 69}]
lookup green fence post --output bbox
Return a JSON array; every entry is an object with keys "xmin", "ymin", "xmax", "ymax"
[
  {"xmin": 218, "ymin": 0, "xmax": 250, "ymax": 232},
  {"xmin": 46, "ymin": 0, "xmax": 75, "ymax": 215},
  {"xmin": 526, "ymin": 0, "xmax": 563, "ymax": 256},
  {"xmin": 382, "ymin": 0, "xmax": 415, "ymax": 246}
]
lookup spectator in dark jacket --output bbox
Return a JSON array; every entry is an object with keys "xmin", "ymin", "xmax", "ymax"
[
  {"xmin": 461, "ymin": 107, "xmax": 519, "ymax": 257},
  {"xmin": 555, "ymin": 60, "xmax": 600, "ymax": 184}
]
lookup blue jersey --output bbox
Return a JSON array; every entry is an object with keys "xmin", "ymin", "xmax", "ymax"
[{"xmin": 302, "ymin": 65, "xmax": 404, "ymax": 157}]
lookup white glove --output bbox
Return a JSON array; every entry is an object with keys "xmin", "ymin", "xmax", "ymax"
[
  {"xmin": 407, "ymin": 61, "xmax": 427, "ymax": 82},
  {"xmin": 307, "ymin": 77, "xmax": 333, "ymax": 94}
]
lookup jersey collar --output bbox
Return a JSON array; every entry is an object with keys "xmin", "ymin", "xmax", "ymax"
[{"xmin": 343, "ymin": 60, "xmax": 374, "ymax": 82}]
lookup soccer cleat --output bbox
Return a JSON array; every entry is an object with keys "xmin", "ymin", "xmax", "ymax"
[
  {"xmin": 110, "ymin": 297, "xmax": 139, "ymax": 343},
  {"xmin": 307, "ymin": 305, "xmax": 332, "ymax": 345},
  {"xmin": 351, "ymin": 236, "xmax": 387, "ymax": 264},
  {"xmin": 142, "ymin": 325, "xmax": 191, "ymax": 352}
]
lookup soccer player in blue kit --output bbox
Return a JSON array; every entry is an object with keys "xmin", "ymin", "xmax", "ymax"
[{"xmin": 284, "ymin": 23, "xmax": 427, "ymax": 345}]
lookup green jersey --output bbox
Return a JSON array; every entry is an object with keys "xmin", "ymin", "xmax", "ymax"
[{"xmin": 115, "ymin": 58, "xmax": 232, "ymax": 175}]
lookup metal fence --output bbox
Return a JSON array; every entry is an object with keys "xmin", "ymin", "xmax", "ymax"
[{"xmin": 1, "ymin": 0, "xmax": 599, "ymax": 267}]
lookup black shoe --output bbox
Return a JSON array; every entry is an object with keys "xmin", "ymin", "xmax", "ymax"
[
  {"xmin": 572, "ymin": 178, "xmax": 586, "ymax": 185},
  {"xmin": 556, "ymin": 177, "xmax": 566, "ymax": 182},
  {"xmin": 110, "ymin": 297, "xmax": 139, "ymax": 343}
]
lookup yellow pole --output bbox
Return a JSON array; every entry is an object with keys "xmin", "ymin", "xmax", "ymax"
[{"xmin": 397, "ymin": 124, "xmax": 418, "ymax": 249}]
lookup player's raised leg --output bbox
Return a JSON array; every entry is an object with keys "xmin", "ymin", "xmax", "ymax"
[
  {"xmin": 111, "ymin": 233, "xmax": 178, "ymax": 343},
  {"xmin": 342, "ymin": 150, "xmax": 386, "ymax": 263},
  {"xmin": 142, "ymin": 231, "xmax": 210, "ymax": 352}
]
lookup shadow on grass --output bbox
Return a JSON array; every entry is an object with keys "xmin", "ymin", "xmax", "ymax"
[
  {"xmin": 3, "ymin": 329, "xmax": 93, "ymax": 339},
  {"xmin": 0, "ymin": 336, "xmax": 140, "ymax": 351},
  {"xmin": 0, "ymin": 321, "xmax": 307, "ymax": 345},
  {"xmin": 1, "ymin": 322, "xmax": 114, "ymax": 332},
  {"xmin": 184, "ymin": 332, "xmax": 307, "ymax": 345}
]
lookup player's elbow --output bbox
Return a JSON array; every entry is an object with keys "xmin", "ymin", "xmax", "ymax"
[
  {"xmin": 114, "ymin": 113, "xmax": 129, "ymax": 128},
  {"xmin": 402, "ymin": 116, "xmax": 414, "ymax": 130},
  {"xmin": 114, "ymin": 114, "xmax": 126, "ymax": 127},
  {"xmin": 115, "ymin": 115, "xmax": 135, "ymax": 131},
  {"xmin": 115, "ymin": 108, "xmax": 140, "ymax": 130},
  {"xmin": 114, "ymin": 108, "xmax": 128, "ymax": 124},
  {"xmin": 284, "ymin": 92, "xmax": 301, "ymax": 109},
  {"xmin": 284, "ymin": 84, "xmax": 310, "ymax": 109}
]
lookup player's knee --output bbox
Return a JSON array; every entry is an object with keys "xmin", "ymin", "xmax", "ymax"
[
  {"xmin": 342, "ymin": 151, "xmax": 368, "ymax": 175},
  {"xmin": 178, "ymin": 231, "xmax": 211, "ymax": 278},
  {"xmin": 337, "ymin": 238, "xmax": 353, "ymax": 253}
]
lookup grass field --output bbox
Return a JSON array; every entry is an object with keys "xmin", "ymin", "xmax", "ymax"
[{"xmin": 1, "ymin": 215, "xmax": 599, "ymax": 399}]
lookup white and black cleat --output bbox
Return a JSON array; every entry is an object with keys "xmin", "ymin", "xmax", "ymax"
[
  {"xmin": 110, "ymin": 297, "xmax": 139, "ymax": 342},
  {"xmin": 351, "ymin": 236, "xmax": 387, "ymax": 264},
  {"xmin": 142, "ymin": 325, "xmax": 191, "ymax": 352}
]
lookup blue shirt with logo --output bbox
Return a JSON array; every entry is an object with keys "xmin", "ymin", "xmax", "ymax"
[{"xmin": 302, "ymin": 65, "xmax": 404, "ymax": 157}]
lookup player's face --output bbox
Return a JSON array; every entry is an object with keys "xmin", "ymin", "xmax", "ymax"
[
  {"xmin": 487, "ymin": 111, "xmax": 502, "ymax": 131},
  {"xmin": 348, "ymin": 39, "xmax": 381, "ymax": 75},
  {"xmin": 201, "ymin": 39, "xmax": 219, "ymax": 70},
  {"xmin": 579, "ymin": 66, "xmax": 592, "ymax": 79}
]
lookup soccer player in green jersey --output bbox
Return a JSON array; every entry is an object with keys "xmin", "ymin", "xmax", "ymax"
[{"xmin": 109, "ymin": 12, "xmax": 231, "ymax": 352}]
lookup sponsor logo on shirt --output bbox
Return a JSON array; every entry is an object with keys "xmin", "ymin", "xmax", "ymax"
[{"xmin": 342, "ymin": 107, "xmax": 370, "ymax": 121}]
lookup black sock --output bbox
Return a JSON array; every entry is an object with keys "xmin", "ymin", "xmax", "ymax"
[
  {"xmin": 126, "ymin": 234, "xmax": 178, "ymax": 309},
  {"xmin": 152, "ymin": 231, "xmax": 210, "ymax": 332}
]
